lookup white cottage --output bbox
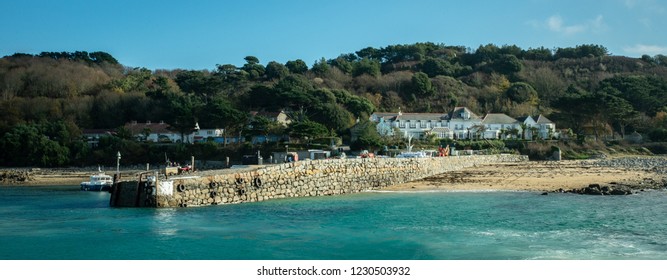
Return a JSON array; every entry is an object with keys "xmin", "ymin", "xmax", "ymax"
[{"xmin": 481, "ymin": 113, "xmax": 521, "ymax": 139}]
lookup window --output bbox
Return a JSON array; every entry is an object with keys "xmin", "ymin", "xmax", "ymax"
[
  {"xmin": 399, "ymin": 122, "xmax": 405, "ymax": 128},
  {"xmin": 420, "ymin": 122, "xmax": 427, "ymax": 128},
  {"xmin": 207, "ymin": 131, "xmax": 213, "ymax": 135},
  {"xmin": 410, "ymin": 122, "xmax": 417, "ymax": 128}
]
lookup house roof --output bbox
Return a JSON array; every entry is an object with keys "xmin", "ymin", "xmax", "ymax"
[
  {"xmin": 395, "ymin": 113, "xmax": 447, "ymax": 121},
  {"xmin": 371, "ymin": 112, "xmax": 399, "ymax": 119},
  {"xmin": 448, "ymin": 107, "xmax": 481, "ymax": 120},
  {"xmin": 482, "ymin": 113, "xmax": 519, "ymax": 124},
  {"xmin": 515, "ymin": 116, "xmax": 536, "ymax": 123},
  {"xmin": 373, "ymin": 107, "xmax": 481, "ymax": 122},
  {"xmin": 371, "ymin": 112, "xmax": 447, "ymax": 121},
  {"xmin": 431, "ymin": 127, "xmax": 452, "ymax": 133},
  {"xmin": 124, "ymin": 122, "xmax": 174, "ymax": 134},
  {"xmin": 536, "ymin": 115, "xmax": 554, "ymax": 124}
]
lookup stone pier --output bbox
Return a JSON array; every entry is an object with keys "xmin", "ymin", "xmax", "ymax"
[{"xmin": 110, "ymin": 154, "xmax": 527, "ymax": 208}]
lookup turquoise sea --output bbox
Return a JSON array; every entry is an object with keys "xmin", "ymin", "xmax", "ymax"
[{"xmin": 1, "ymin": 185, "xmax": 666, "ymax": 260}]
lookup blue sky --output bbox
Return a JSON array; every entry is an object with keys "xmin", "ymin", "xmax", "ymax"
[{"xmin": 2, "ymin": 0, "xmax": 666, "ymax": 70}]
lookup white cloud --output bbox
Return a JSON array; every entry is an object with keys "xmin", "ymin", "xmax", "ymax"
[
  {"xmin": 543, "ymin": 15, "xmax": 606, "ymax": 36},
  {"xmin": 623, "ymin": 44, "xmax": 667, "ymax": 55}
]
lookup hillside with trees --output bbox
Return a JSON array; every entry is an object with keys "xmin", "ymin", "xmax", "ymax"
[{"xmin": 1, "ymin": 44, "xmax": 667, "ymax": 167}]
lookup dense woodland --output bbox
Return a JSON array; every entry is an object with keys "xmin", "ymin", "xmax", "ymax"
[{"xmin": 2, "ymin": 43, "xmax": 667, "ymax": 167}]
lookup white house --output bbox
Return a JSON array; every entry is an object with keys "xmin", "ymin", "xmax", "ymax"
[
  {"xmin": 370, "ymin": 107, "xmax": 557, "ymax": 141},
  {"xmin": 124, "ymin": 121, "xmax": 221, "ymax": 143},
  {"xmin": 481, "ymin": 113, "xmax": 521, "ymax": 139},
  {"xmin": 372, "ymin": 110, "xmax": 450, "ymax": 139},
  {"xmin": 516, "ymin": 115, "xmax": 557, "ymax": 140},
  {"xmin": 371, "ymin": 107, "xmax": 481, "ymax": 140},
  {"xmin": 447, "ymin": 107, "xmax": 482, "ymax": 139},
  {"xmin": 535, "ymin": 115, "xmax": 557, "ymax": 139},
  {"xmin": 124, "ymin": 121, "xmax": 184, "ymax": 143},
  {"xmin": 193, "ymin": 126, "xmax": 224, "ymax": 143}
]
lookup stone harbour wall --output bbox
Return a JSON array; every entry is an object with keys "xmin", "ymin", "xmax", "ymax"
[{"xmin": 150, "ymin": 154, "xmax": 527, "ymax": 208}]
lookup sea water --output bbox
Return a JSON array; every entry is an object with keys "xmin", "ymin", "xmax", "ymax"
[{"xmin": 1, "ymin": 185, "xmax": 666, "ymax": 260}]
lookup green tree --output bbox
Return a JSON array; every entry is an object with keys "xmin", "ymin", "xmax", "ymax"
[
  {"xmin": 523, "ymin": 47, "xmax": 553, "ymax": 61},
  {"xmin": 411, "ymin": 72, "xmax": 434, "ymax": 97},
  {"xmin": 199, "ymin": 96, "xmax": 247, "ymax": 132},
  {"xmin": 0, "ymin": 123, "xmax": 69, "ymax": 167},
  {"xmin": 492, "ymin": 54, "xmax": 522, "ymax": 75},
  {"xmin": 330, "ymin": 56, "xmax": 353, "ymax": 74},
  {"xmin": 241, "ymin": 56, "xmax": 265, "ymax": 80},
  {"xmin": 421, "ymin": 58, "xmax": 453, "ymax": 77},
  {"xmin": 166, "ymin": 93, "xmax": 204, "ymax": 142},
  {"xmin": 311, "ymin": 58, "xmax": 330, "ymax": 76},
  {"xmin": 175, "ymin": 70, "xmax": 213, "ymax": 97},
  {"xmin": 352, "ymin": 58, "xmax": 381, "ymax": 77},
  {"xmin": 286, "ymin": 59, "xmax": 308, "ymax": 74},
  {"xmin": 351, "ymin": 119, "xmax": 383, "ymax": 151},
  {"xmin": 288, "ymin": 120, "xmax": 329, "ymax": 140},
  {"xmin": 311, "ymin": 103, "xmax": 355, "ymax": 132},
  {"xmin": 265, "ymin": 61, "xmax": 289, "ymax": 80}
]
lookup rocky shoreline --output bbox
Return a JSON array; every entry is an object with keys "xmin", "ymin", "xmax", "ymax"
[
  {"xmin": 554, "ymin": 157, "xmax": 667, "ymax": 195},
  {"xmin": 0, "ymin": 169, "xmax": 32, "ymax": 185}
]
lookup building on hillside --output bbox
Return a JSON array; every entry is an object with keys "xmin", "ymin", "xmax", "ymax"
[
  {"xmin": 516, "ymin": 116, "xmax": 537, "ymax": 139},
  {"xmin": 481, "ymin": 113, "xmax": 521, "ymax": 139},
  {"xmin": 370, "ymin": 107, "xmax": 481, "ymax": 140},
  {"xmin": 535, "ymin": 115, "xmax": 557, "ymax": 139},
  {"xmin": 123, "ymin": 121, "xmax": 199, "ymax": 143},
  {"xmin": 249, "ymin": 110, "xmax": 292, "ymax": 126},
  {"xmin": 370, "ymin": 107, "xmax": 558, "ymax": 141},
  {"xmin": 248, "ymin": 111, "xmax": 291, "ymax": 144},
  {"xmin": 193, "ymin": 124, "xmax": 224, "ymax": 143},
  {"xmin": 447, "ymin": 107, "xmax": 483, "ymax": 139}
]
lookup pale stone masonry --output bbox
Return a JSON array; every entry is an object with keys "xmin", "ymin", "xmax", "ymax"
[{"xmin": 112, "ymin": 155, "xmax": 528, "ymax": 208}]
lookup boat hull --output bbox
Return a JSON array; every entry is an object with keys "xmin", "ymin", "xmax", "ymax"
[{"xmin": 80, "ymin": 183, "xmax": 111, "ymax": 192}]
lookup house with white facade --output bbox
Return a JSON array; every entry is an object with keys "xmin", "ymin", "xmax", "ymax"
[
  {"xmin": 370, "ymin": 107, "xmax": 557, "ymax": 141},
  {"xmin": 481, "ymin": 113, "xmax": 521, "ymax": 139},
  {"xmin": 447, "ymin": 107, "xmax": 482, "ymax": 139},
  {"xmin": 535, "ymin": 115, "xmax": 557, "ymax": 139},
  {"xmin": 124, "ymin": 121, "xmax": 187, "ymax": 143},
  {"xmin": 371, "ymin": 107, "xmax": 481, "ymax": 140},
  {"xmin": 516, "ymin": 115, "xmax": 558, "ymax": 140},
  {"xmin": 124, "ymin": 121, "xmax": 224, "ymax": 143},
  {"xmin": 193, "ymin": 125, "xmax": 224, "ymax": 143}
]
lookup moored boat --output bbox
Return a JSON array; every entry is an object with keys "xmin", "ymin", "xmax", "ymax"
[{"xmin": 81, "ymin": 173, "xmax": 113, "ymax": 191}]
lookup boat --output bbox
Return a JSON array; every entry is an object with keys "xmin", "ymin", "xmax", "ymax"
[{"xmin": 81, "ymin": 172, "xmax": 113, "ymax": 191}]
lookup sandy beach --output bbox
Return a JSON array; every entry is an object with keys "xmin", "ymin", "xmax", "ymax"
[{"xmin": 386, "ymin": 158, "xmax": 667, "ymax": 192}]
